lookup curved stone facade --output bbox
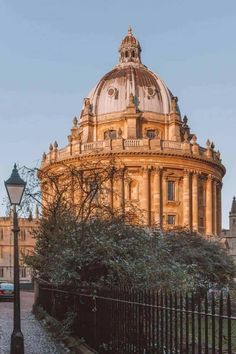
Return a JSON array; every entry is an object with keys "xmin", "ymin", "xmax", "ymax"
[{"xmin": 41, "ymin": 28, "xmax": 225, "ymax": 236}]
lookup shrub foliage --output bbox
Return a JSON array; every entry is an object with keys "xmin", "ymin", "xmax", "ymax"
[{"xmin": 26, "ymin": 209, "xmax": 235, "ymax": 293}]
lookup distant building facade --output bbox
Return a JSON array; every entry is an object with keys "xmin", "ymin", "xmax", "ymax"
[
  {"xmin": 0, "ymin": 216, "xmax": 37, "ymax": 283},
  {"xmin": 41, "ymin": 28, "xmax": 225, "ymax": 235},
  {"xmin": 221, "ymin": 197, "xmax": 236, "ymax": 263}
]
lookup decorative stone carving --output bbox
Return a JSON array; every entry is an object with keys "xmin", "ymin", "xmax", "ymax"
[
  {"xmin": 183, "ymin": 115, "xmax": 188, "ymax": 127},
  {"xmin": 192, "ymin": 134, "xmax": 197, "ymax": 144},
  {"xmin": 216, "ymin": 150, "xmax": 221, "ymax": 160},
  {"xmin": 129, "ymin": 93, "xmax": 135, "ymax": 106},
  {"xmin": 171, "ymin": 96, "xmax": 178, "ymax": 113},
  {"xmin": 184, "ymin": 131, "xmax": 189, "ymax": 142},
  {"xmin": 83, "ymin": 98, "xmax": 91, "ymax": 115},
  {"xmin": 73, "ymin": 116, "xmax": 78, "ymax": 127}
]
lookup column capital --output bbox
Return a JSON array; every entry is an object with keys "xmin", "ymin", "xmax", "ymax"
[
  {"xmin": 191, "ymin": 169, "xmax": 201, "ymax": 176},
  {"xmin": 183, "ymin": 169, "xmax": 191, "ymax": 176},
  {"xmin": 117, "ymin": 165, "xmax": 127, "ymax": 173},
  {"xmin": 142, "ymin": 166, "xmax": 151, "ymax": 174},
  {"xmin": 153, "ymin": 166, "xmax": 163, "ymax": 174},
  {"xmin": 207, "ymin": 173, "xmax": 213, "ymax": 181}
]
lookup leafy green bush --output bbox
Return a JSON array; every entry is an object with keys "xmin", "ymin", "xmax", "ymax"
[{"xmin": 26, "ymin": 210, "xmax": 235, "ymax": 293}]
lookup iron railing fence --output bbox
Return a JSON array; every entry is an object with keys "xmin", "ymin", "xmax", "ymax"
[{"xmin": 37, "ymin": 283, "xmax": 236, "ymax": 353}]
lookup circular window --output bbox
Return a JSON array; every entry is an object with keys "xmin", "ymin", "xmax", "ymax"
[
  {"xmin": 107, "ymin": 87, "xmax": 117, "ymax": 97},
  {"xmin": 147, "ymin": 87, "xmax": 156, "ymax": 97}
]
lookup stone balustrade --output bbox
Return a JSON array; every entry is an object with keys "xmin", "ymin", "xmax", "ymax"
[
  {"xmin": 42, "ymin": 137, "xmax": 222, "ymax": 166},
  {"xmin": 124, "ymin": 139, "xmax": 143, "ymax": 147}
]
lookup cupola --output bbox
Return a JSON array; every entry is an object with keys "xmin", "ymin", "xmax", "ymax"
[{"xmin": 119, "ymin": 26, "xmax": 142, "ymax": 64}]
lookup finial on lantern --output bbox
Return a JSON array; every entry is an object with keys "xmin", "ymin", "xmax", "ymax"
[{"xmin": 128, "ymin": 25, "xmax": 132, "ymax": 35}]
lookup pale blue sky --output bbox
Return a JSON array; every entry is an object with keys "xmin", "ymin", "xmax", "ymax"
[{"xmin": 0, "ymin": 0, "xmax": 235, "ymax": 227}]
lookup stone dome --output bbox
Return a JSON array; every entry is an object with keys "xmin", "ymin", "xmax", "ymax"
[{"xmin": 85, "ymin": 27, "xmax": 175, "ymax": 117}]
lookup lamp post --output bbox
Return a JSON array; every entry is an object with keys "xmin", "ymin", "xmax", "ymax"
[{"xmin": 5, "ymin": 164, "xmax": 26, "ymax": 354}]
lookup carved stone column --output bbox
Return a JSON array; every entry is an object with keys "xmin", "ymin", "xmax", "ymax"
[
  {"xmin": 153, "ymin": 167, "xmax": 162, "ymax": 227},
  {"xmin": 142, "ymin": 166, "xmax": 151, "ymax": 226},
  {"xmin": 206, "ymin": 174, "xmax": 213, "ymax": 235},
  {"xmin": 212, "ymin": 179, "xmax": 218, "ymax": 235},
  {"xmin": 183, "ymin": 170, "xmax": 191, "ymax": 228},
  {"xmin": 217, "ymin": 182, "xmax": 222, "ymax": 235},
  {"xmin": 192, "ymin": 172, "xmax": 199, "ymax": 232}
]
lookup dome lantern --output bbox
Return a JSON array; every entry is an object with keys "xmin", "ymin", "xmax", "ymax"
[{"xmin": 119, "ymin": 26, "xmax": 142, "ymax": 64}]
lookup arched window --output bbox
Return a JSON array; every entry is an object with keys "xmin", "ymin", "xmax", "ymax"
[
  {"xmin": 146, "ymin": 129, "xmax": 156, "ymax": 139},
  {"xmin": 132, "ymin": 50, "xmax": 135, "ymax": 58},
  {"xmin": 125, "ymin": 51, "xmax": 129, "ymax": 58}
]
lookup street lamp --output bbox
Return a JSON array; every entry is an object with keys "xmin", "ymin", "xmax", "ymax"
[{"xmin": 5, "ymin": 164, "xmax": 26, "ymax": 354}]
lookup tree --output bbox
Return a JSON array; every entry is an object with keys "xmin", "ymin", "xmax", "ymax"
[{"xmin": 20, "ymin": 155, "xmax": 141, "ymax": 224}]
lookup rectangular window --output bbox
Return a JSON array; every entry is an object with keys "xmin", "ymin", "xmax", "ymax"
[
  {"xmin": 0, "ymin": 267, "xmax": 4, "ymax": 278},
  {"xmin": 167, "ymin": 215, "xmax": 175, "ymax": 225},
  {"xmin": 167, "ymin": 181, "xmax": 175, "ymax": 201},
  {"xmin": 20, "ymin": 268, "xmax": 27, "ymax": 278},
  {"xmin": 20, "ymin": 229, "xmax": 26, "ymax": 241},
  {"xmin": 0, "ymin": 247, "xmax": 3, "ymax": 259},
  {"xmin": 0, "ymin": 229, "xmax": 3, "ymax": 240},
  {"xmin": 199, "ymin": 185, "xmax": 205, "ymax": 207}
]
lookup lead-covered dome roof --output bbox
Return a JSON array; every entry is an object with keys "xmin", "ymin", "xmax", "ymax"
[{"xmin": 85, "ymin": 27, "xmax": 175, "ymax": 116}]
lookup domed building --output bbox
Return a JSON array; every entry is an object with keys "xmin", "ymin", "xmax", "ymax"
[{"xmin": 41, "ymin": 28, "xmax": 225, "ymax": 236}]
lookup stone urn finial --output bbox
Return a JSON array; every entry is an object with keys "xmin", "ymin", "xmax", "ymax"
[
  {"xmin": 73, "ymin": 116, "xmax": 78, "ymax": 127},
  {"xmin": 171, "ymin": 96, "xmax": 178, "ymax": 113},
  {"xmin": 206, "ymin": 139, "xmax": 211, "ymax": 148},
  {"xmin": 192, "ymin": 134, "xmax": 197, "ymax": 144},
  {"xmin": 184, "ymin": 130, "xmax": 189, "ymax": 142}
]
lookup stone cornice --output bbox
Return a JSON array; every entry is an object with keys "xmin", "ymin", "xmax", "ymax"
[{"xmin": 41, "ymin": 149, "xmax": 226, "ymax": 177}]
